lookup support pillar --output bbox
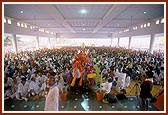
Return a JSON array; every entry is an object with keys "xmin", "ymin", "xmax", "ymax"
[
  {"xmin": 36, "ymin": 36, "xmax": 39, "ymax": 50},
  {"xmin": 55, "ymin": 34, "xmax": 58, "ymax": 47},
  {"xmin": 111, "ymin": 38, "xmax": 113, "ymax": 47},
  {"xmin": 117, "ymin": 38, "xmax": 120, "ymax": 47},
  {"xmin": 11, "ymin": 34, "xmax": 18, "ymax": 54},
  {"xmin": 48, "ymin": 37, "xmax": 51, "ymax": 49},
  {"xmin": 110, "ymin": 34, "xmax": 113, "ymax": 47},
  {"xmin": 149, "ymin": 34, "xmax": 155, "ymax": 54},
  {"xmin": 128, "ymin": 36, "xmax": 132, "ymax": 49}
]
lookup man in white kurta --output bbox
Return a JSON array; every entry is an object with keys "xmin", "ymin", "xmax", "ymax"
[
  {"xmin": 44, "ymin": 77, "xmax": 59, "ymax": 111},
  {"xmin": 101, "ymin": 78, "xmax": 112, "ymax": 94},
  {"xmin": 17, "ymin": 77, "xmax": 29, "ymax": 101},
  {"xmin": 29, "ymin": 76, "xmax": 39, "ymax": 96}
]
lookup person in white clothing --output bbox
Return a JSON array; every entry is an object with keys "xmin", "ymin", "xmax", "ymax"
[
  {"xmin": 44, "ymin": 76, "xmax": 59, "ymax": 111},
  {"xmin": 115, "ymin": 69, "xmax": 126, "ymax": 92},
  {"xmin": 124, "ymin": 76, "xmax": 131, "ymax": 87},
  {"xmin": 29, "ymin": 77, "xmax": 40, "ymax": 96},
  {"xmin": 101, "ymin": 77, "xmax": 113, "ymax": 103},
  {"xmin": 101, "ymin": 78, "xmax": 113, "ymax": 94},
  {"xmin": 39, "ymin": 79, "xmax": 49, "ymax": 97},
  {"xmin": 17, "ymin": 77, "xmax": 29, "ymax": 101}
]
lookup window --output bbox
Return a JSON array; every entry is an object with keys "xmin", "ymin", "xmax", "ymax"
[
  {"xmin": 16, "ymin": 35, "xmax": 36, "ymax": 51},
  {"xmin": 4, "ymin": 34, "xmax": 13, "ymax": 53},
  {"xmin": 39, "ymin": 37, "xmax": 49, "ymax": 48},
  {"xmin": 153, "ymin": 33, "xmax": 164, "ymax": 53},
  {"xmin": 131, "ymin": 35, "xmax": 150, "ymax": 51},
  {"xmin": 119, "ymin": 37, "xmax": 129, "ymax": 48}
]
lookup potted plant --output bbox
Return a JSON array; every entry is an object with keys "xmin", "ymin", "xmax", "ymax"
[
  {"xmin": 59, "ymin": 89, "xmax": 68, "ymax": 102},
  {"xmin": 58, "ymin": 79, "xmax": 68, "ymax": 102}
]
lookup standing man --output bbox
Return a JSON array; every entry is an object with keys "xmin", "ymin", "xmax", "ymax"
[
  {"xmin": 140, "ymin": 71, "xmax": 153, "ymax": 111},
  {"xmin": 44, "ymin": 76, "xmax": 59, "ymax": 111}
]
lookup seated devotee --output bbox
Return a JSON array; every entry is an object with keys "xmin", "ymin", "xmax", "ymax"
[
  {"xmin": 4, "ymin": 76, "xmax": 12, "ymax": 100},
  {"xmin": 10, "ymin": 78, "xmax": 18, "ymax": 99},
  {"xmin": 101, "ymin": 77, "xmax": 113, "ymax": 103},
  {"xmin": 16, "ymin": 77, "xmax": 29, "ymax": 101},
  {"xmin": 101, "ymin": 78, "xmax": 113, "ymax": 103},
  {"xmin": 29, "ymin": 75, "xmax": 40, "ymax": 96},
  {"xmin": 39, "ymin": 79, "xmax": 49, "ymax": 98}
]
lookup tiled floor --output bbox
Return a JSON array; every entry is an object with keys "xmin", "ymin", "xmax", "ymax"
[
  {"xmin": 4, "ymin": 91, "xmax": 158, "ymax": 112},
  {"xmin": 4, "ymin": 80, "xmax": 162, "ymax": 112}
]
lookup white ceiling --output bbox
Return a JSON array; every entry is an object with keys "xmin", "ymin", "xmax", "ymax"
[{"xmin": 4, "ymin": 3, "xmax": 164, "ymax": 37}]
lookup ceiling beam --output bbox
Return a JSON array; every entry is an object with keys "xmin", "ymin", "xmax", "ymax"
[
  {"xmin": 37, "ymin": 5, "xmax": 75, "ymax": 33},
  {"xmin": 65, "ymin": 19, "xmax": 101, "ymax": 22},
  {"xmin": 112, "ymin": 18, "xmax": 147, "ymax": 22},
  {"xmin": 92, "ymin": 4, "xmax": 131, "ymax": 33},
  {"xmin": 19, "ymin": 19, "xmax": 56, "ymax": 22}
]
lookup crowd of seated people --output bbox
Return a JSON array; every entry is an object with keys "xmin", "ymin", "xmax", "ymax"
[{"xmin": 4, "ymin": 46, "xmax": 164, "ymax": 101}]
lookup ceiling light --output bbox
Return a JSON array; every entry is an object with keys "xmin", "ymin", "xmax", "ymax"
[
  {"xmin": 143, "ymin": 11, "xmax": 146, "ymax": 14},
  {"xmin": 17, "ymin": 22, "xmax": 20, "ymax": 26},
  {"xmin": 161, "ymin": 18, "xmax": 164, "ymax": 23},
  {"xmin": 20, "ymin": 10, "xmax": 24, "ymax": 14},
  {"xmin": 156, "ymin": 20, "xmax": 160, "ymax": 24},
  {"xmin": 7, "ymin": 19, "xmax": 12, "ymax": 24},
  {"xmin": 82, "ymin": 28, "xmax": 86, "ymax": 30},
  {"xmin": 147, "ymin": 22, "xmax": 150, "ymax": 26},
  {"xmin": 80, "ymin": 9, "xmax": 87, "ymax": 14},
  {"xmin": 4, "ymin": 18, "xmax": 6, "ymax": 23}
]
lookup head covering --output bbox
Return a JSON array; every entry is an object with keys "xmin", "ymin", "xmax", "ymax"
[
  {"xmin": 21, "ymin": 77, "xmax": 26, "ymax": 81},
  {"xmin": 146, "ymin": 71, "xmax": 154, "ymax": 78}
]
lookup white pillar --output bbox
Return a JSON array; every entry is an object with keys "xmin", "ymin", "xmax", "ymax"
[
  {"xmin": 110, "ymin": 34, "xmax": 113, "ymax": 47},
  {"xmin": 36, "ymin": 36, "xmax": 39, "ymax": 50},
  {"xmin": 55, "ymin": 34, "xmax": 58, "ymax": 47},
  {"xmin": 149, "ymin": 34, "xmax": 155, "ymax": 54},
  {"xmin": 48, "ymin": 38, "xmax": 51, "ymax": 48},
  {"xmin": 118, "ymin": 38, "xmax": 120, "ymax": 47},
  {"xmin": 11, "ymin": 34, "xmax": 18, "ymax": 54},
  {"xmin": 128, "ymin": 36, "xmax": 131, "ymax": 49},
  {"xmin": 111, "ymin": 38, "xmax": 113, "ymax": 47}
]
